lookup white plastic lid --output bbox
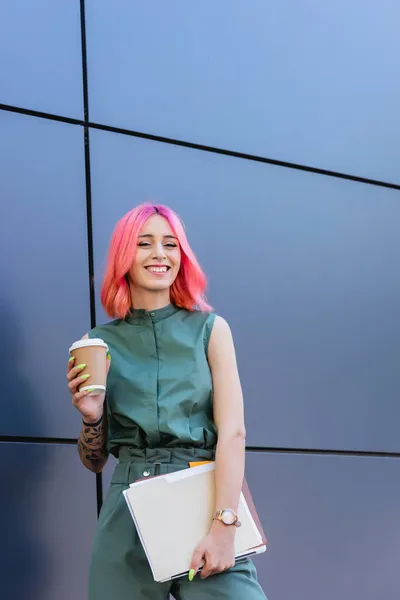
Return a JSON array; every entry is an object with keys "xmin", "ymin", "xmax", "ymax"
[{"xmin": 69, "ymin": 338, "xmax": 109, "ymax": 353}]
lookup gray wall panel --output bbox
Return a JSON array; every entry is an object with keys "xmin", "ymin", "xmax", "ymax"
[
  {"xmin": 0, "ymin": 442, "xmax": 97, "ymax": 600},
  {"xmin": 86, "ymin": 1, "xmax": 400, "ymax": 183},
  {"xmin": 0, "ymin": 1, "xmax": 83, "ymax": 118},
  {"xmin": 0, "ymin": 111, "xmax": 91, "ymax": 438},
  {"xmin": 90, "ymin": 129, "xmax": 400, "ymax": 452},
  {"xmin": 246, "ymin": 451, "xmax": 400, "ymax": 600},
  {"xmin": 1, "ymin": 2, "xmax": 399, "ymax": 598}
]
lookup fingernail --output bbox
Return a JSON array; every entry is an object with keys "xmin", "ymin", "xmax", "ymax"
[
  {"xmin": 68, "ymin": 356, "xmax": 74, "ymax": 363},
  {"xmin": 106, "ymin": 353, "xmax": 111, "ymax": 360},
  {"xmin": 188, "ymin": 569, "xmax": 195, "ymax": 581},
  {"xmin": 77, "ymin": 364, "xmax": 87, "ymax": 370},
  {"xmin": 85, "ymin": 388, "xmax": 95, "ymax": 393},
  {"xmin": 81, "ymin": 374, "xmax": 91, "ymax": 380}
]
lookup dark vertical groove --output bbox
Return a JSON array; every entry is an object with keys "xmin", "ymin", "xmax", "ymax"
[
  {"xmin": 95, "ymin": 471, "xmax": 103, "ymax": 516},
  {"xmin": 79, "ymin": 0, "xmax": 90, "ymax": 123},
  {"xmin": 80, "ymin": 0, "xmax": 103, "ymax": 515},
  {"xmin": 82, "ymin": 131, "xmax": 96, "ymax": 331}
]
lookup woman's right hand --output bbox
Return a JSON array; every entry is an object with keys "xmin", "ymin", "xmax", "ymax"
[{"xmin": 67, "ymin": 355, "xmax": 111, "ymax": 423}]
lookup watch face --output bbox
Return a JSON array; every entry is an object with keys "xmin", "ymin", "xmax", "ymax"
[{"xmin": 221, "ymin": 509, "xmax": 236, "ymax": 525}]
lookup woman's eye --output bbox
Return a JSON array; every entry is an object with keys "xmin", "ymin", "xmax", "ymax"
[{"xmin": 138, "ymin": 241, "xmax": 177, "ymax": 248}]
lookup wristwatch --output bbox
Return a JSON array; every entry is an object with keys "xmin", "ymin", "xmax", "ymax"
[{"xmin": 213, "ymin": 509, "xmax": 241, "ymax": 527}]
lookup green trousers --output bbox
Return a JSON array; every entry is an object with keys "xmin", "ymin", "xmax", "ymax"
[{"xmin": 89, "ymin": 448, "xmax": 268, "ymax": 600}]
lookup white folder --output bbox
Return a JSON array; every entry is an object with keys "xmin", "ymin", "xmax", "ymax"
[{"xmin": 123, "ymin": 462, "xmax": 267, "ymax": 582}]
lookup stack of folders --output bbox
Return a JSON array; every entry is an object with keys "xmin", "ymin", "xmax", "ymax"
[{"xmin": 123, "ymin": 461, "xmax": 267, "ymax": 583}]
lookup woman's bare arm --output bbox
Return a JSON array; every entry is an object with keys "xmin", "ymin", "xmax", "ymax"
[
  {"xmin": 209, "ymin": 315, "xmax": 246, "ymax": 522},
  {"xmin": 68, "ymin": 333, "xmax": 110, "ymax": 473},
  {"xmin": 77, "ymin": 411, "xmax": 109, "ymax": 473},
  {"xmin": 188, "ymin": 316, "xmax": 246, "ymax": 580}
]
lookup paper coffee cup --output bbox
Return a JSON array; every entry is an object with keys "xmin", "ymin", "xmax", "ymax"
[{"xmin": 69, "ymin": 338, "xmax": 109, "ymax": 395}]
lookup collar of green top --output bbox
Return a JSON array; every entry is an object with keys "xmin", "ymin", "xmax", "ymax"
[{"xmin": 125, "ymin": 303, "xmax": 179, "ymax": 324}]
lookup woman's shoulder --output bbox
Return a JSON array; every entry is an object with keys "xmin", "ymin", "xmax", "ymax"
[
  {"xmin": 176, "ymin": 308, "xmax": 227, "ymax": 354},
  {"xmin": 178, "ymin": 307, "xmax": 217, "ymax": 327},
  {"xmin": 181, "ymin": 308, "xmax": 229, "ymax": 327},
  {"xmin": 178, "ymin": 308, "xmax": 233, "ymax": 332}
]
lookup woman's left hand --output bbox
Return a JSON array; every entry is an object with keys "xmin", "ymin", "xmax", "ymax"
[{"xmin": 189, "ymin": 522, "xmax": 236, "ymax": 580}]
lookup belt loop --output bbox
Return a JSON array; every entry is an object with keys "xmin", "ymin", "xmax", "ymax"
[{"xmin": 154, "ymin": 462, "xmax": 161, "ymax": 476}]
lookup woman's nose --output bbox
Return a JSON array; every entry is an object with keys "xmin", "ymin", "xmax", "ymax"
[{"xmin": 152, "ymin": 243, "xmax": 167, "ymax": 260}]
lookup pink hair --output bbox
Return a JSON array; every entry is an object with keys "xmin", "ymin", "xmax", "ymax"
[{"xmin": 100, "ymin": 203, "xmax": 212, "ymax": 319}]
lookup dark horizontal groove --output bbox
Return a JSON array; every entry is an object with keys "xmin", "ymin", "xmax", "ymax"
[
  {"xmin": 0, "ymin": 102, "xmax": 82, "ymax": 126},
  {"xmin": 0, "ymin": 437, "xmax": 398, "ymax": 459},
  {"xmin": 88, "ymin": 121, "xmax": 400, "ymax": 191},
  {"xmin": 246, "ymin": 446, "xmax": 400, "ymax": 459},
  {"xmin": 1, "ymin": 102, "xmax": 400, "ymax": 191},
  {"xmin": 0, "ymin": 436, "xmax": 77, "ymax": 445}
]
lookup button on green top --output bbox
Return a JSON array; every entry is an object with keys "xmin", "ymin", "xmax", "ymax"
[{"xmin": 88, "ymin": 304, "xmax": 217, "ymax": 457}]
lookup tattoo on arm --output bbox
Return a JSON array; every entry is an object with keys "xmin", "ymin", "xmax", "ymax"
[{"xmin": 78, "ymin": 416, "xmax": 108, "ymax": 467}]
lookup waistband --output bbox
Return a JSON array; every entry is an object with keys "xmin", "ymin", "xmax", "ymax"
[
  {"xmin": 118, "ymin": 446, "xmax": 215, "ymax": 463},
  {"xmin": 111, "ymin": 446, "xmax": 215, "ymax": 485}
]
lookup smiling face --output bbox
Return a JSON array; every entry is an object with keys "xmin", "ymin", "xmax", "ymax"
[{"xmin": 127, "ymin": 214, "xmax": 181, "ymax": 296}]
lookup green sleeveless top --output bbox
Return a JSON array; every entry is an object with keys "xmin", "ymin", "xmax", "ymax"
[{"xmin": 88, "ymin": 304, "xmax": 217, "ymax": 458}]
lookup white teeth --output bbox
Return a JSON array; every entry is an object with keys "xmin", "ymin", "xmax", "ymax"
[{"xmin": 147, "ymin": 267, "xmax": 168, "ymax": 273}]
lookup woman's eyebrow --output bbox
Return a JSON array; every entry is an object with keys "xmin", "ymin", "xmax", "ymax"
[{"xmin": 138, "ymin": 234, "xmax": 177, "ymax": 239}]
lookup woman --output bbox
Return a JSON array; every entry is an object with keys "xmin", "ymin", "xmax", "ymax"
[{"xmin": 67, "ymin": 203, "xmax": 267, "ymax": 600}]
